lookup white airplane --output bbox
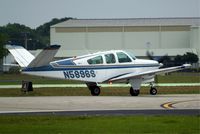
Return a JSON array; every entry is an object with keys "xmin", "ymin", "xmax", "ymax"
[{"xmin": 6, "ymin": 45, "xmax": 191, "ymax": 96}]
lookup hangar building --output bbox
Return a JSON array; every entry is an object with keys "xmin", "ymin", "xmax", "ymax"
[{"xmin": 51, "ymin": 18, "xmax": 199, "ymax": 59}]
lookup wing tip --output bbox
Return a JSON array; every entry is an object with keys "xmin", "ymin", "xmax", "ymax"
[{"xmin": 182, "ymin": 64, "xmax": 192, "ymax": 68}]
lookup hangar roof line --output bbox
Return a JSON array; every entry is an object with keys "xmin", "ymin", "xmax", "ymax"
[{"xmin": 51, "ymin": 17, "xmax": 200, "ymax": 28}]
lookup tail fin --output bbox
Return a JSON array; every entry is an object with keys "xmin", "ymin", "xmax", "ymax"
[
  {"xmin": 6, "ymin": 45, "xmax": 35, "ymax": 67},
  {"xmin": 28, "ymin": 45, "xmax": 60, "ymax": 68},
  {"xmin": 6, "ymin": 45, "xmax": 61, "ymax": 68}
]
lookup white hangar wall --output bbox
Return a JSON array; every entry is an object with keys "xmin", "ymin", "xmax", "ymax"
[
  {"xmin": 50, "ymin": 18, "xmax": 199, "ymax": 58},
  {"xmin": 190, "ymin": 27, "xmax": 200, "ymax": 50}
]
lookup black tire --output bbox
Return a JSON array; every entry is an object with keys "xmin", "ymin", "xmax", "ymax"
[
  {"xmin": 130, "ymin": 87, "xmax": 140, "ymax": 96},
  {"xmin": 91, "ymin": 86, "xmax": 101, "ymax": 96},
  {"xmin": 150, "ymin": 87, "xmax": 157, "ymax": 95}
]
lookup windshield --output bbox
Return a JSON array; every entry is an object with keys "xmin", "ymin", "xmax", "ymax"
[
  {"xmin": 125, "ymin": 51, "xmax": 136, "ymax": 60},
  {"xmin": 116, "ymin": 52, "xmax": 132, "ymax": 63}
]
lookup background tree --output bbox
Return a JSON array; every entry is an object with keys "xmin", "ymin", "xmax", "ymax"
[
  {"xmin": 0, "ymin": 33, "xmax": 8, "ymax": 59},
  {"xmin": 182, "ymin": 52, "xmax": 199, "ymax": 64},
  {"xmin": 160, "ymin": 55, "xmax": 172, "ymax": 67},
  {"xmin": 174, "ymin": 52, "xmax": 199, "ymax": 66},
  {"xmin": 35, "ymin": 17, "xmax": 72, "ymax": 47},
  {"xmin": 174, "ymin": 55, "xmax": 183, "ymax": 66},
  {"xmin": 0, "ymin": 33, "xmax": 8, "ymax": 72},
  {"xmin": 0, "ymin": 17, "xmax": 73, "ymax": 50}
]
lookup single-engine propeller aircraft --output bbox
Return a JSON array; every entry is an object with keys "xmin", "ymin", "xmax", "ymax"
[{"xmin": 7, "ymin": 45, "xmax": 191, "ymax": 96}]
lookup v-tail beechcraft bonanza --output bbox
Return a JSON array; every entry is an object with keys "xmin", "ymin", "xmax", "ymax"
[{"xmin": 6, "ymin": 45, "xmax": 191, "ymax": 96}]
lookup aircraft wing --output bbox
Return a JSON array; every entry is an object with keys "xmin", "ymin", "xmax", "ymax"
[{"xmin": 109, "ymin": 64, "xmax": 191, "ymax": 82}]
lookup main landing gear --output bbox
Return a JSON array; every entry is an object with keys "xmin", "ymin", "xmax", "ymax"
[
  {"xmin": 86, "ymin": 83, "xmax": 101, "ymax": 96},
  {"xmin": 130, "ymin": 87, "xmax": 140, "ymax": 96},
  {"xmin": 90, "ymin": 86, "xmax": 101, "ymax": 96},
  {"xmin": 129, "ymin": 84, "xmax": 157, "ymax": 96},
  {"xmin": 86, "ymin": 82, "xmax": 157, "ymax": 96}
]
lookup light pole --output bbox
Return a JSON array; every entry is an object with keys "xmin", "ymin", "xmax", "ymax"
[{"xmin": 22, "ymin": 32, "xmax": 29, "ymax": 49}]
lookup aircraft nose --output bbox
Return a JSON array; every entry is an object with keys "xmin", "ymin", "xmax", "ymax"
[
  {"xmin": 159, "ymin": 63, "xmax": 163, "ymax": 67},
  {"xmin": 151, "ymin": 60, "xmax": 160, "ymax": 67},
  {"xmin": 151, "ymin": 60, "xmax": 159, "ymax": 64}
]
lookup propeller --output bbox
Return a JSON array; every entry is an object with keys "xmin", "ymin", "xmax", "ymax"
[
  {"xmin": 146, "ymin": 50, "xmax": 168, "ymax": 65},
  {"xmin": 145, "ymin": 42, "xmax": 168, "ymax": 64},
  {"xmin": 146, "ymin": 50, "xmax": 155, "ymax": 60}
]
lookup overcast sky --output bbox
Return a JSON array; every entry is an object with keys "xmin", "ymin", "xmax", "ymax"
[{"xmin": 0, "ymin": 0, "xmax": 199, "ymax": 28}]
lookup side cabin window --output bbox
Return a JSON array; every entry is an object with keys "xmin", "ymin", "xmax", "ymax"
[
  {"xmin": 87, "ymin": 56, "xmax": 103, "ymax": 64},
  {"xmin": 105, "ymin": 53, "xmax": 116, "ymax": 64},
  {"xmin": 117, "ymin": 52, "xmax": 132, "ymax": 63}
]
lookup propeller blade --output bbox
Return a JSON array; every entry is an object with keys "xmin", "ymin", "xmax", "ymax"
[{"xmin": 146, "ymin": 50, "xmax": 154, "ymax": 60}]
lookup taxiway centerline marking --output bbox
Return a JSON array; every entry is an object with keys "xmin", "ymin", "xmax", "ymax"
[{"xmin": 161, "ymin": 99, "xmax": 200, "ymax": 109}]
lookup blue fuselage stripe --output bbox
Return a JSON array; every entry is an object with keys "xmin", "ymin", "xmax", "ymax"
[{"xmin": 22, "ymin": 64, "xmax": 159, "ymax": 72}]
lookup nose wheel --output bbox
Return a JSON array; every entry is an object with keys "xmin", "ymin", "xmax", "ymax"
[{"xmin": 150, "ymin": 87, "xmax": 157, "ymax": 95}]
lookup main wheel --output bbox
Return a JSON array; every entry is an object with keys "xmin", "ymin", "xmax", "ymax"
[
  {"xmin": 150, "ymin": 87, "xmax": 157, "ymax": 95},
  {"xmin": 91, "ymin": 86, "xmax": 101, "ymax": 96},
  {"xmin": 130, "ymin": 87, "xmax": 140, "ymax": 96}
]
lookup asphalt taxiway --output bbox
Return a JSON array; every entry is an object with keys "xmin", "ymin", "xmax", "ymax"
[{"xmin": 0, "ymin": 94, "xmax": 199, "ymax": 115}]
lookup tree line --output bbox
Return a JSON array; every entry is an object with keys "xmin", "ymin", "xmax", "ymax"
[
  {"xmin": 160, "ymin": 52, "xmax": 199, "ymax": 67},
  {"xmin": 0, "ymin": 17, "xmax": 72, "ymax": 59}
]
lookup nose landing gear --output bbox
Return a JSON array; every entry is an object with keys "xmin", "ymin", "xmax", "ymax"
[
  {"xmin": 149, "ymin": 83, "xmax": 157, "ymax": 95},
  {"xmin": 150, "ymin": 87, "xmax": 157, "ymax": 95}
]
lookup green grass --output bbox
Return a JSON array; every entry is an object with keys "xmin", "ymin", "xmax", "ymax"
[
  {"xmin": 0, "ymin": 72, "xmax": 199, "ymax": 85},
  {"xmin": 0, "ymin": 73, "xmax": 83, "ymax": 85},
  {"xmin": 0, "ymin": 86, "xmax": 199, "ymax": 97},
  {"xmin": 157, "ymin": 72, "xmax": 200, "ymax": 83},
  {"xmin": 0, "ymin": 115, "xmax": 199, "ymax": 134}
]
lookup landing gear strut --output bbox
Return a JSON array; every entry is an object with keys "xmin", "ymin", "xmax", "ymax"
[{"xmin": 130, "ymin": 87, "xmax": 140, "ymax": 96}]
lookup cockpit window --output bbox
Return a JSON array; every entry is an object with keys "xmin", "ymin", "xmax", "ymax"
[
  {"xmin": 117, "ymin": 52, "xmax": 132, "ymax": 63},
  {"xmin": 87, "ymin": 56, "xmax": 103, "ymax": 64},
  {"xmin": 126, "ymin": 51, "xmax": 136, "ymax": 60},
  {"xmin": 105, "ymin": 53, "xmax": 116, "ymax": 64}
]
